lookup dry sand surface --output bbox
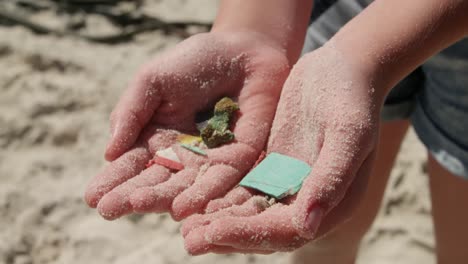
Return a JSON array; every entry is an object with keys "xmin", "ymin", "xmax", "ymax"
[{"xmin": 0, "ymin": 1, "xmax": 435, "ymax": 263}]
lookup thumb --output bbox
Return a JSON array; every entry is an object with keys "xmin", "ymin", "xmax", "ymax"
[
  {"xmin": 105, "ymin": 68, "xmax": 161, "ymax": 161},
  {"xmin": 292, "ymin": 129, "xmax": 375, "ymax": 239}
]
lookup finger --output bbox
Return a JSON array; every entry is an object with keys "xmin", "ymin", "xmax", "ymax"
[
  {"xmin": 232, "ymin": 70, "xmax": 285, "ymax": 150},
  {"xmin": 171, "ymin": 164, "xmax": 243, "ymax": 220},
  {"xmin": 189, "ymin": 204, "xmax": 307, "ymax": 252},
  {"xmin": 172, "ymin": 144, "xmax": 207, "ymax": 169},
  {"xmin": 129, "ymin": 168, "xmax": 198, "ymax": 214},
  {"xmin": 205, "ymin": 186, "xmax": 256, "ymax": 213},
  {"xmin": 84, "ymin": 147, "xmax": 151, "ymax": 208},
  {"xmin": 105, "ymin": 68, "xmax": 161, "ymax": 161},
  {"xmin": 96, "ymin": 165, "xmax": 171, "ymax": 220},
  {"xmin": 211, "ymin": 248, "xmax": 273, "ymax": 255},
  {"xmin": 181, "ymin": 196, "xmax": 270, "ymax": 237},
  {"xmin": 205, "ymin": 142, "xmax": 258, "ymax": 172},
  {"xmin": 141, "ymin": 127, "xmax": 180, "ymax": 154},
  {"xmin": 292, "ymin": 129, "xmax": 374, "ymax": 239},
  {"xmin": 184, "ymin": 226, "xmax": 273, "ymax": 255}
]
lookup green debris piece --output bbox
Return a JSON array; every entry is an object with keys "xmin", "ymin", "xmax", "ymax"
[
  {"xmin": 239, "ymin": 152, "xmax": 312, "ymax": 199},
  {"xmin": 201, "ymin": 97, "xmax": 239, "ymax": 148},
  {"xmin": 180, "ymin": 143, "xmax": 207, "ymax": 156}
]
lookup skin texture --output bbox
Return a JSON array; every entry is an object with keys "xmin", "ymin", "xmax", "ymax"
[
  {"xmin": 428, "ymin": 154, "xmax": 468, "ymax": 263},
  {"xmin": 289, "ymin": 120, "xmax": 410, "ymax": 263},
  {"xmin": 182, "ymin": 44, "xmax": 380, "ymax": 254},
  {"xmin": 182, "ymin": 0, "xmax": 468, "ymax": 255},
  {"xmin": 84, "ymin": 31, "xmax": 290, "ymax": 220},
  {"xmin": 213, "ymin": 0, "xmax": 314, "ymax": 63},
  {"xmin": 84, "ymin": 0, "xmax": 468, "ymax": 257},
  {"xmin": 84, "ymin": 0, "xmax": 313, "ymax": 221}
]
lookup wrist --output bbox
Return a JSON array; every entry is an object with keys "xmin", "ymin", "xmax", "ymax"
[
  {"xmin": 210, "ymin": 28, "xmax": 297, "ymax": 67},
  {"xmin": 317, "ymin": 41, "xmax": 391, "ymax": 107},
  {"xmin": 324, "ymin": 0, "xmax": 468, "ymax": 105},
  {"xmin": 212, "ymin": 0, "xmax": 313, "ymax": 65}
]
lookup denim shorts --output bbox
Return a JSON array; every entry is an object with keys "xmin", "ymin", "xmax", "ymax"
[{"xmin": 302, "ymin": 0, "xmax": 468, "ymax": 178}]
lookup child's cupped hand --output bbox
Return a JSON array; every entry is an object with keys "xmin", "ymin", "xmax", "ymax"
[
  {"xmin": 84, "ymin": 32, "xmax": 290, "ymax": 221},
  {"xmin": 182, "ymin": 45, "xmax": 382, "ymax": 254}
]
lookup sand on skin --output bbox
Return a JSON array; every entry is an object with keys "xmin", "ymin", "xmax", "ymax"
[{"xmin": 0, "ymin": 1, "xmax": 434, "ymax": 263}]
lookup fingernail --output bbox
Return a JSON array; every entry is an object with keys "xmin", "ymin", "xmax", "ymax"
[
  {"xmin": 184, "ymin": 227, "xmax": 211, "ymax": 255},
  {"xmin": 110, "ymin": 119, "xmax": 122, "ymax": 141},
  {"xmin": 104, "ymin": 142, "xmax": 114, "ymax": 161},
  {"xmin": 306, "ymin": 207, "xmax": 324, "ymax": 237},
  {"xmin": 105, "ymin": 126, "xmax": 118, "ymax": 158},
  {"xmin": 106, "ymin": 127, "xmax": 115, "ymax": 146}
]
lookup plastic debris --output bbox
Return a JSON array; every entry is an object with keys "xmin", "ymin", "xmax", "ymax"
[
  {"xmin": 155, "ymin": 147, "xmax": 181, "ymax": 163},
  {"xmin": 239, "ymin": 152, "xmax": 312, "ymax": 199},
  {"xmin": 180, "ymin": 143, "xmax": 207, "ymax": 156},
  {"xmin": 177, "ymin": 134, "xmax": 202, "ymax": 145},
  {"xmin": 200, "ymin": 97, "xmax": 239, "ymax": 148},
  {"xmin": 146, "ymin": 156, "xmax": 184, "ymax": 171}
]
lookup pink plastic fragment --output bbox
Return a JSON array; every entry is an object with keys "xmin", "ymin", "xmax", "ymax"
[{"xmin": 146, "ymin": 156, "xmax": 184, "ymax": 171}]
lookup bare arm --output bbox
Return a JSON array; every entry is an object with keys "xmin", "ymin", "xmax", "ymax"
[
  {"xmin": 86, "ymin": 1, "xmax": 314, "ymax": 221},
  {"xmin": 331, "ymin": 0, "xmax": 468, "ymax": 103},
  {"xmin": 182, "ymin": 0, "xmax": 468, "ymax": 255},
  {"xmin": 213, "ymin": 0, "xmax": 314, "ymax": 64}
]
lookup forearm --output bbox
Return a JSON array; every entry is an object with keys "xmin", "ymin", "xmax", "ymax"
[
  {"xmin": 213, "ymin": 0, "xmax": 314, "ymax": 64},
  {"xmin": 329, "ymin": 0, "xmax": 468, "ymax": 102}
]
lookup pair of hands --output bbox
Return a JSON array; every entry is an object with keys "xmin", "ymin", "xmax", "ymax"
[{"xmin": 84, "ymin": 32, "xmax": 380, "ymax": 254}]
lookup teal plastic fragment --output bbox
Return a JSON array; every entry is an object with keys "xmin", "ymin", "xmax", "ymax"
[
  {"xmin": 239, "ymin": 152, "xmax": 312, "ymax": 199},
  {"xmin": 180, "ymin": 143, "xmax": 207, "ymax": 156}
]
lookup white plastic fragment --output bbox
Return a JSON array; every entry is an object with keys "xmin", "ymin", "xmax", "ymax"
[{"xmin": 156, "ymin": 147, "xmax": 181, "ymax": 163}]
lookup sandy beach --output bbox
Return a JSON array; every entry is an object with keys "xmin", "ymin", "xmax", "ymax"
[{"xmin": 0, "ymin": 1, "xmax": 435, "ymax": 263}]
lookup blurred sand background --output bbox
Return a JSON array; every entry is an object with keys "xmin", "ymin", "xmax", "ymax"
[{"xmin": 0, "ymin": 1, "xmax": 435, "ymax": 263}]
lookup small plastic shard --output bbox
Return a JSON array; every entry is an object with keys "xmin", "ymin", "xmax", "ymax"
[
  {"xmin": 239, "ymin": 152, "xmax": 312, "ymax": 199},
  {"xmin": 146, "ymin": 156, "xmax": 184, "ymax": 171},
  {"xmin": 180, "ymin": 143, "xmax": 207, "ymax": 156},
  {"xmin": 177, "ymin": 134, "xmax": 202, "ymax": 145},
  {"xmin": 200, "ymin": 97, "xmax": 239, "ymax": 148},
  {"xmin": 145, "ymin": 159, "xmax": 156, "ymax": 168},
  {"xmin": 156, "ymin": 147, "xmax": 181, "ymax": 163}
]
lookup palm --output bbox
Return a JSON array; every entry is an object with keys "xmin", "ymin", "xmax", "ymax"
[
  {"xmin": 182, "ymin": 47, "xmax": 380, "ymax": 254},
  {"xmin": 84, "ymin": 32, "xmax": 290, "ymax": 220}
]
